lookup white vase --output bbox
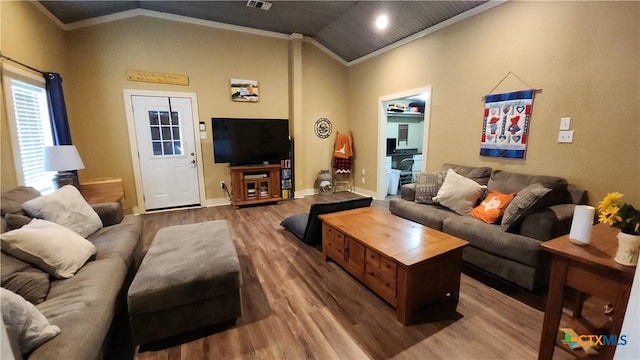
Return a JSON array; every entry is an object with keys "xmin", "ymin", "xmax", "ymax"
[{"xmin": 615, "ymin": 231, "xmax": 640, "ymax": 266}]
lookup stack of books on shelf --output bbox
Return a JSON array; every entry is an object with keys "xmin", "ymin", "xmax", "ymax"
[{"xmin": 280, "ymin": 159, "xmax": 293, "ymax": 199}]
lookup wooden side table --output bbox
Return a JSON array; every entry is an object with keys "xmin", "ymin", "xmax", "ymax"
[
  {"xmin": 80, "ymin": 178, "xmax": 125, "ymax": 204},
  {"xmin": 538, "ymin": 223, "xmax": 635, "ymax": 359}
]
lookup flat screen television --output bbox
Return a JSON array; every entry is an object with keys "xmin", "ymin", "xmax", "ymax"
[{"xmin": 212, "ymin": 118, "xmax": 290, "ymax": 166}]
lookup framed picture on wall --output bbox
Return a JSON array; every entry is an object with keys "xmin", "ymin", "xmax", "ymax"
[{"xmin": 230, "ymin": 79, "xmax": 259, "ymax": 102}]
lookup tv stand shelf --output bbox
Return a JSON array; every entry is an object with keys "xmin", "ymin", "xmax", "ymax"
[{"xmin": 230, "ymin": 164, "xmax": 282, "ymax": 208}]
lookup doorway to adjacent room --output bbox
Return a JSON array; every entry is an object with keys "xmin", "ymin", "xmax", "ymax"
[{"xmin": 376, "ymin": 86, "xmax": 432, "ymax": 200}]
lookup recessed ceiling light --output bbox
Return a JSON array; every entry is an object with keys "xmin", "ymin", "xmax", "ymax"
[{"xmin": 375, "ymin": 15, "xmax": 388, "ymax": 30}]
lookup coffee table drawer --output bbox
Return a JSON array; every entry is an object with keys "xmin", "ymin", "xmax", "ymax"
[
  {"xmin": 323, "ymin": 225, "xmax": 345, "ymax": 261},
  {"xmin": 365, "ymin": 248, "xmax": 397, "ymax": 299},
  {"xmin": 380, "ymin": 257, "xmax": 397, "ymax": 278}
]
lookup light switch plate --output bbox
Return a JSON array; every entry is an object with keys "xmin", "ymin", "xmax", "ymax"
[
  {"xmin": 560, "ymin": 117, "xmax": 571, "ymax": 130},
  {"xmin": 558, "ymin": 130, "xmax": 574, "ymax": 143}
]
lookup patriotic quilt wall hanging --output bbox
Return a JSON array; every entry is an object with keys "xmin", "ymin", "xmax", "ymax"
[{"xmin": 480, "ymin": 89, "xmax": 535, "ymax": 159}]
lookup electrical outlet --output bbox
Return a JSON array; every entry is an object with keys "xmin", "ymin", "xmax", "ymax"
[
  {"xmin": 558, "ymin": 130, "xmax": 574, "ymax": 143},
  {"xmin": 361, "ymin": 177, "xmax": 365, "ymax": 184},
  {"xmin": 220, "ymin": 181, "xmax": 225, "ymax": 189}
]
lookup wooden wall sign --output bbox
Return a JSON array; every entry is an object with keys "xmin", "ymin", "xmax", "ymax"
[{"xmin": 126, "ymin": 70, "xmax": 189, "ymax": 86}]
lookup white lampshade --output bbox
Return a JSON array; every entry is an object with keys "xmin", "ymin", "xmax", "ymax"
[{"xmin": 43, "ymin": 145, "xmax": 85, "ymax": 172}]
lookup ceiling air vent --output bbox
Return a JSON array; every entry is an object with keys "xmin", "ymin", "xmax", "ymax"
[{"xmin": 246, "ymin": 0, "xmax": 272, "ymax": 10}]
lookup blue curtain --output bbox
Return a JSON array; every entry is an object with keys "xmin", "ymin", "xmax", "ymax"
[{"xmin": 45, "ymin": 73, "xmax": 72, "ymax": 145}]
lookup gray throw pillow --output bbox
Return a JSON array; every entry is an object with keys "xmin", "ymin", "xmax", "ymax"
[
  {"xmin": 414, "ymin": 171, "xmax": 447, "ymax": 204},
  {"xmin": 4, "ymin": 214, "xmax": 33, "ymax": 231},
  {"xmin": 280, "ymin": 213, "xmax": 309, "ymax": 240},
  {"xmin": 501, "ymin": 183, "xmax": 552, "ymax": 232},
  {"xmin": 1, "ymin": 253, "xmax": 50, "ymax": 305},
  {"xmin": 415, "ymin": 171, "xmax": 447, "ymax": 205},
  {"xmin": 1, "ymin": 288, "xmax": 60, "ymax": 354}
]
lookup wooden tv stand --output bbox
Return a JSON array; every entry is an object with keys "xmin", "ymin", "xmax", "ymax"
[{"xmin": 229, "ymin": 164, "xmax": 282, "ymax": 208}]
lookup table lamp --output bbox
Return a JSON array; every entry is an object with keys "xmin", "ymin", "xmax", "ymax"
[{"xmin": 43, "ymin": 145, "xmax": 85, "ymax": 190}]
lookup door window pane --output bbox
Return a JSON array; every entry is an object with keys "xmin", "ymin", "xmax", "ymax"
[
  {"xmin": 173, "ymin": 141, "xmax": 182, "ymax": 155},
  {"xmin": 162, "ymin": 127, "xmax": 172, "ymax": 140},
  {"xmin": 160, "ymin": 111, "xmax": 170, "ymax": 125},
  {"xmin": 163, "ymin": 141, "xmax": 173, "ymax": 155},
  {"xmin": 152, "ymin": 142, "xmax": 162, "ymax": 155},
  {"xmin": 149, "ymin": 111, "xmax": 159, "ymax": 125},
  {"xmin": 150, "ymin": 127, "xmax": 160, "ymax": 140}
]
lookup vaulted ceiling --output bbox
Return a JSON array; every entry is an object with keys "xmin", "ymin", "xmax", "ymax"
[{"xmin": 38, "ymin": 1, "xmax": 490, "ymax": 63}]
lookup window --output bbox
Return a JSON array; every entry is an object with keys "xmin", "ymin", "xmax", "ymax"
[
  {"xmin": 3, "ymin": 67, "xmax": 55, "ymax": 194},
  {"xmin": 398, "ymin": 124, "xmax": 409, "ymax": 145}
]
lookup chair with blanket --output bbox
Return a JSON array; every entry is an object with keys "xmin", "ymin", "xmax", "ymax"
[{"xmin": 280, "ymin": 197, "xmax": 373, "ymax": 245}]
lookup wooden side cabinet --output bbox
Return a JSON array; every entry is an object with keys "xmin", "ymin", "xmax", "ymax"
[
  {"xmin": 229, "ymin": 164, "xmax": 282, "ymax": 208},
  {"xmin": 80, "ymin": 178, "xmax": 125, "ymax": 204}
]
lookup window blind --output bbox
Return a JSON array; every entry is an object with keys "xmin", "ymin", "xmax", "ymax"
[{"xmin": 10, "ymin": 79, "xmax": 54, "ymax": 193}]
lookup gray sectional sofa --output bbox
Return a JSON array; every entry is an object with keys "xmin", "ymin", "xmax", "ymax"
[
  {"xmin": 1, "ymin": 186, "xmax": 143, "ymax": 359},
  {"xmin": 389, "ymin": 164, "xmax": 588, "ymax": 291}
]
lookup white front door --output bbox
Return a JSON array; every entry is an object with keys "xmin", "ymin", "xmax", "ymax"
[{"xmin": 132, "ymin": 96, "xmax": 200, "ymax": 210}]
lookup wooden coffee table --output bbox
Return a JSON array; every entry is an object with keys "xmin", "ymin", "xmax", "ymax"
[{"xmin": 319, "ymin": 207, "xmax": 468, "ymax": 325}]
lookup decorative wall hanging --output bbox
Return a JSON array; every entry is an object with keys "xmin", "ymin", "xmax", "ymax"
[
  {"xmin": 230, "ymin": 79, "xmax": 259, "ymax": 102},
  {"xmin": 126, "ymin": 70, "xmax": 189, "ymax": 86},
  {"xmin": 480, "ymin": 89, "xmax": 536, "ymax": 159},
  {"xmin": 314, "ymin": 118, "xmax": 332, "ymax": 139}
]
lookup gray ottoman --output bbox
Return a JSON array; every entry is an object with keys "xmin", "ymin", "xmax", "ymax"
[{"xmin": 127, "ymin": 220, "xmax": 241, "ymax": 344}]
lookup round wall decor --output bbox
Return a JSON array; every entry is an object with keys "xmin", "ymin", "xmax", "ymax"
[{"xmin": 314, "ymin": 118, "xmax": 332, "ymax": 139}]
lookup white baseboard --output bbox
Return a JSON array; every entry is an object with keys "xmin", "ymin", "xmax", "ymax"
[
  {"xmin": 352, "ymin": 187, "xmax": 380, "ymax": 199},
  {"xmin": 203, "ymin": 198, "xmax": 231, "ymax": 207}
]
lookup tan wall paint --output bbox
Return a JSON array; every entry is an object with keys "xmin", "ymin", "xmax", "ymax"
[
  {"xmin": 64, "ymin": 17, "xmax": 290, "ymax": 210},
  {"xmin": 301, "ymin": 42, "xmax": 349, "ymax": 193},
  {"xmin": 348, "ymin": 1, "xmax": 640, "ymax": 206},
  {"xmin": 1, "ymin": 1, "xmax": 67, "ymax": 191}
]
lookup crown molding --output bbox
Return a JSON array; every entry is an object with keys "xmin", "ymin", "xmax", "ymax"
[{"xmin": 302, "ymin": 37, "xmax": 348, "ymax": 67}]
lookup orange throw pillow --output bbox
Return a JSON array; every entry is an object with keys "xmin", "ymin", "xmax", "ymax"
[{"xmin": 469, "ymin": 191, "xmax": 516, "ymax": 224}]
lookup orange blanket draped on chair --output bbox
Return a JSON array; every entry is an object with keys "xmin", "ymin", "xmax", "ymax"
[{"xmin": 333, "ymin": 132, "xmax": 353, "ymax": 174}]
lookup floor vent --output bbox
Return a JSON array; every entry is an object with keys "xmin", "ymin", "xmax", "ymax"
[{"xmin": 246, "ymin": 0, "xmax": 272, "ymax": 10}]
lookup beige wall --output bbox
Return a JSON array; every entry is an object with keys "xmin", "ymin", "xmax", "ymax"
[
  {"xmin": 1, "ymin": 1, "xmax": 67, "ymax": 191},
  {"xmin": 301, "ymin": 43, "xmax": 349, "ymax": 193},
  {"xmin": 64, "ymin": 17, "xmax": 290, "ymax": 210},
  {"xmin": 348, "ymin": 1, "xmax": 640, "ymax": 206}
]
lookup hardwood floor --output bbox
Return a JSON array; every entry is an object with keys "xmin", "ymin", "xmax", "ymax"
[{"xmin": 134, "ymin": 193, "xmax": 590, "ymax": 359}]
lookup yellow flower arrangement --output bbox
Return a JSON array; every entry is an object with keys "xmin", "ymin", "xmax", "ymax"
[{"xmin": 598, "ymin": 192, "xmax": 640, "ymax": 235}]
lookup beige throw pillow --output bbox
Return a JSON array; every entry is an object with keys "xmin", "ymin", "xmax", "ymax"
[
  {"xmin": 433, "ymin": 169, "xmax": 487, "ymax": 215},
  {"xmin": 0, "ymin": 219, "xmax": 96, "ymax": 279},
  {"xmin": 22, "ymin": 185, "xmax": 102, "ymax": 238}
]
